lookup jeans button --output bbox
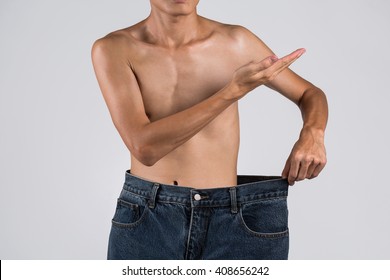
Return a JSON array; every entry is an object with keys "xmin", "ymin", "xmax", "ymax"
[{"xmin": 194, "ymin": 194, "xmax": 201, "ymax": 201}]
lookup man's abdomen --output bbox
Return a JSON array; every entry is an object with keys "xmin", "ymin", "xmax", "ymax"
[{"xmin": 130, "ymin": 107, "xmax": 240, "ymax": 189}]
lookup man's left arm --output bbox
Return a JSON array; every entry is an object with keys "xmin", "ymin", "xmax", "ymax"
[
  {"xmin": 278, "ymin": 81, "xmax": 328, "ymax": 186},
  {"xmin": 236, "ymin": 26, "xmax": 328, "ymax": 185},
  {"xmin": 264, "ymin": 56, "xmax": 328, "ymax": 186}
]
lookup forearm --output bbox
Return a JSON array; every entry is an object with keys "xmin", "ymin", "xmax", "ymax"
[
  {"xmin": 298, "ymin": 86, "xmax": 328, "ymax": 136},
  {"xmin": 282, "ymin": 86, "xmax": 328, "ymax": 184},
  {"xmin": 133, "ymin": 84, "xmax": 238, "ymax": 166}
]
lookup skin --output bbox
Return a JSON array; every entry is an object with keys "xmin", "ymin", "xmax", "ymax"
[{"xmin": 91, "ymin": 0, "xmax": 328, "ymax": 188}]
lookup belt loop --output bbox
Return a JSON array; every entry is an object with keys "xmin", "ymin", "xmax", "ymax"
[
  {"xmin": 148, "ymin": 183, "xmax": 160, "ymax": 209},
  {"xmin": 229, "ymin": 187, "xmax": 238, "ymax": 214}
]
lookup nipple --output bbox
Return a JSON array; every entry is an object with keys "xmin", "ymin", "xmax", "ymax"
[{"xmin": 173, "ymin": 180, "xmax": 178, "ymax": 186}]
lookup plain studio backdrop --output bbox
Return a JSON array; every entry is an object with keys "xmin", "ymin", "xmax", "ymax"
[{"xmin": 1, "ymin": 0, "xmax": 389, "ymax": 259}]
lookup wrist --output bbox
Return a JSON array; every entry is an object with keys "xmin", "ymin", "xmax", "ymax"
[
  {"xmin": 301, "ymin": 125, "xmax": 325, "ymax": 139},
  {"xmin": 220, "ymin": 82, "xmax": 245, "ymax": 102}
]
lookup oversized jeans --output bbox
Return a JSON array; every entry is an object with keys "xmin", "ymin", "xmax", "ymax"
[{"xmin": 107, "ymin": 169, "xmax": 289, "ymax": 260}]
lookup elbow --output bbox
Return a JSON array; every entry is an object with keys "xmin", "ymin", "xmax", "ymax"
[
  {"xmin": 120, "ymin": 125, "xmax": 159, "ymax": 166},
  {"xmin": 298, "ymin": 85, "xmax": 325, "ymax": 108},
  {"xmin": 131, "ymin": 142, "xmax": 159, "ymax": 167}
]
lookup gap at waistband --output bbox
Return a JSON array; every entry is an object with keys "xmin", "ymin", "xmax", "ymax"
[
  {"xmin": 125, "ymin": 169, "xmax": 285, "ymax": 188},
  {"xmin": 122, "ymin": 169, "xmax": 288, "ymax": 206}
]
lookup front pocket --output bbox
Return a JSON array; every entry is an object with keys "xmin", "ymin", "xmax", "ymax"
[
  {"xmin": 239, "ymin": 197, "xmax": 289, "ymax": 238},
  {"xmin": 111, "ymin": 198, "xmax": 148, "ymax": 228}
]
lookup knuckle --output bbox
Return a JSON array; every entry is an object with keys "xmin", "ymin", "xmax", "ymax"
[
  {"xmin": 263, "ymin": 59, "xmax": 273, "ymax": 68},
  {"xmin": 313, "ymin": 158, "xmax": 321, "ymax": 165},
  {"xmin": 294, "ymin": 153, "xmax": 304, "ymax": 161},
  {"xmin": 304, "ymin": 156, "xmax": 313, "ymax": 164},
  {"xmin": 289, "ymin": 174, "xmax": 297, "ymax": 181}
]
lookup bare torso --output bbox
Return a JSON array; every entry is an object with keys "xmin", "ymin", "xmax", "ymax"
[
  {"xmin": 93, "ymin": 4, "xmax": 327, "ymax": 188},
  {"xmin": 116, "ymin": 18, "xmax": 252, "ymax": 188}
]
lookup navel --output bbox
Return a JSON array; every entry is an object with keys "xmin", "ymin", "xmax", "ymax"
[{"xmin": 173, "ymin": 180, "xmax": 178, "ymax": 185}]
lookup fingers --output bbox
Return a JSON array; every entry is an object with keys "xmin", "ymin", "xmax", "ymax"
[
  {"xmin": 287, "ymin": 158, "xmax": 300, "ymax": 186},
  {"xmin": 265, "ymin": 48, "xmax": 306, "ymax": 78},
  {"xmin": 253, "ymin": 55, "xmax": 279, "ymax": 71},
  {"xmin": 281, "ymin": 157, "xmax": 290, "ymax": 179},
  {"xmin": 280, "ymin": 48, "xmax": 306, "ymax": 62},
  {"xmin": 282, "ymin": 157, "xmax": 326, "ymax": 185},
  {"xmin": 256, "ymin": 49, "xmax": 304, "ymax": 68},
  {"xmin": 297, "ymin": 158, "xmax": 312, "ymax": 181},
  {"xmin": 253, "ymin": 48, "xmax": 303, "ymax": 72},
  {"xmin": 310, "ymin": 160, "xmax": 326, "ymax": 178},
  {"xmin": 306, "ymin": 161, "xmax": 317, "ymax": 178},
  {"xmin": 281, "ymin": 157, "xmax": 295, "ymax": 186},
  {"xmin": 285, "ymin": 48, "xmax": 306, "ymax": 60},
  {"xmin": 282, "ymin": 160, "xmax": 296, "ymax": 186},
  {"xmin": 250, "ymin": 48, "xmax": 305, "ymax": 84}
]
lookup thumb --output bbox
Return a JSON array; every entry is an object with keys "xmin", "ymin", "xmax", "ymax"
[
  {"xmin": 255, "ymin": 55, "xmax": 279, "ymax": 70},
  {"xmin": 281, "ymin": 158, "xmax": 290, "ymax": 179},
  {"xmin": 270, "ymin": 55, "xmax": 279, "ymax": 62}
]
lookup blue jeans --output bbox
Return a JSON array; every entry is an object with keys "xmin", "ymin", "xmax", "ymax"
[{"xmin": 107, "ymin": 169, "xmax": 289, "ymax": 260}]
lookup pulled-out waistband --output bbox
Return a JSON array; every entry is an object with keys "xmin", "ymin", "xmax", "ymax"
[{"xmin": 121, "ymin": 169, "xmax": 288, "ymax": 209}]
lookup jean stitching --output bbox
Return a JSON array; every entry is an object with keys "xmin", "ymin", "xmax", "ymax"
[
  {"xmin": 239, "ymin": 196, "xmax": 288, "ymax": 206},
  {"xmin": 117, "ymin": 198, "xmax": 139, "ymax": 209},
  {"xmin": 238, "ymin": 207, "xmax": 289, "ymax": 238},
  {"xmin": 185, "ymin": 207, "xmax": 195, "ymax": 260},
  {"xmin": 238, "ymin": 191, "xmax": 288, "ymax": 200},
  {"xmin": 122, "ymin": 188, "xmax": 150, "ymax": 199},
  {"xmin": 111, "ymin": 206, "xmax": 150, "ymax": 229}
]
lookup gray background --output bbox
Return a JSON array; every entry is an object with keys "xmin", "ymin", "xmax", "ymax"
[{"xmin": 1, "ymin": 0, "xmax": 389, "ymax": 259}]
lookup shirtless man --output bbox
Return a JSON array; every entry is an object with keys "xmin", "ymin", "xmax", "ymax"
[{"xmin": 91, "ymin": 0, "xmax": 328, "ymax": 260}]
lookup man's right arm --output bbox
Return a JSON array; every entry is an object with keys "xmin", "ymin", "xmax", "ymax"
[{"xmin": 91, "ymin": 37, "xmax": 303, "ymax": 166}]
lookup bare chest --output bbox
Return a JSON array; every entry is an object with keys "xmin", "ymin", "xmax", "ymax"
[{"xmin": 131, "ymin": 46, "xmax": 240, "ymax": 121}]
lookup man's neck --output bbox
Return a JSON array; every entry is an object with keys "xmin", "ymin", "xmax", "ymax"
[{"xmin": 145, "ymin": 9, "xmax": 202, "ymax": 48}]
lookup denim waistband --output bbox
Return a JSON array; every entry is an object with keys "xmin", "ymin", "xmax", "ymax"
[{"xmin": 122, "ymin": 170, "xmax": 288, "ymax": 209}]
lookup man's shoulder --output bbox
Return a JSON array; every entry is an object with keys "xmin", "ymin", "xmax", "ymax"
[
  {"xmin": 91, "ymin": 26, "xmax": 139, "ymax": 61},
  {"xmin": 203, "ymin": 18, "xmax": 260, "ymax": 46},
  {"xmin": 203, "ymin": 18, "xmax": 271, "ymax": 63},
  {"xmin": 93, "ymin": 27, "xmax": 135, "ymax": 49}
]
